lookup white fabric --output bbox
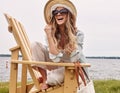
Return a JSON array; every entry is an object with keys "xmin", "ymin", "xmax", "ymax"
[
  {"xmin": 46, "ymin": 67, "xmax": 64, "ymax": 85},
  {"xmin": 77, "ymin": 80, "xmax": 95, "ymax": 93},
  {"xmin": 49, "ymin": 52, "xmax": 63, "ymax": 62}
]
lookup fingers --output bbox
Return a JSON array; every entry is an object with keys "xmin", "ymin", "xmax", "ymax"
[
  {"xmin": 44, "ymin": 24, "xmax": 53, "ymax": 36},
  {"xmin": 64, "ymin": 47, "xmax": 73, "ymax": 55},
  {"xmin": 44, "ymin": 24, "xmax": 52, "ymax": 31},
  {"xmin": 44, "ymin": 27, "xmax": 51, "ymax": 31},
  {"xmin": 64, "ymin": 45, "xmax": 76, "ymax": 55}
]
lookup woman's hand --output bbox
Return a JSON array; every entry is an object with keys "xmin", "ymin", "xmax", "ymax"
[
  {"xmin": 44, "ymin": 24, "xmax": 52, "ymax": 37},
  {"xmin": 44, "ymin": 24, "xmax": 59, "ymax": 55},
  {"xmin": 64, "ymin": 45, "xmax": 76, "ymax": 55}
]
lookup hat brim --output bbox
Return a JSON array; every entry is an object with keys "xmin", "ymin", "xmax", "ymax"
[{"xmin": 44, "ymin": 0, "xmax": 77, "ymax": 24}]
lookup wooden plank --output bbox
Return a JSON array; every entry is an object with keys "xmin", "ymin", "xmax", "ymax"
[
  {"xmin": 19, "ymin": 22, "xmax": 31, "ymax": 54},
  {"xmin": 13, "ymin": 19, "xmax": 31, "ymax": 59},
  {"xmin": 21, "ymin": 64, "xmax": 27, "ymax": 93},
  {"xmin": 9, "ymin": 46, "xmax": 20, "ymax": 51},
  {"xmin": 64, "ymin": 67, "xmax": 78, "ymax": 93},
  {"xmin": 39, "ymin": 86, "xmax": 64, "ymax": 93},
  {"xmin": 11, "ymin": 60, "xmax": 91, "ymax": 67},
  {"xmin": 13, "ymin": 17, "xmax": 29, "ymax": 93},
  {"xmin": 4, "ymin": 13, "xmax": 11, "ymax": 24},
  {"xmin": 9, "ymin": 50, "xmax": 19, "ymax": 93},
  {"xmin": 8, "ymin": 17, "xmax": 29, "ymax": 60}
]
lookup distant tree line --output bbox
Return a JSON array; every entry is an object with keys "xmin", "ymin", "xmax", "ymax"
[
  {"xmin": 0, "ymin": 54, "xmax": 120, "ymax": 59},
  {"xmin": 86, "ymin": 56, "xmax": 120, "ymax": 59},
  {"xmin": 0, "ymin": 54, "xmax": 22, "ymax": 57}
]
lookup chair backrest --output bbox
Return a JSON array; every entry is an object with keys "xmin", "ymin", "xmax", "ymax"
[
  {"xmin": 4, "ymin": 13, "xmax": 41, "ymax": 93},
  {"xmin": 4, "ymin": 13, "xmax": 31, "ymax": 60}
]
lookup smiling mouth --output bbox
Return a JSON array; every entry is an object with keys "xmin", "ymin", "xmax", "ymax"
[{"xmin": 57, "ymin": 18, "xmax": 64, "ymax": 21}]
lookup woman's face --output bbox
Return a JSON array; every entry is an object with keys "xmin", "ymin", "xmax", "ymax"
[{"xmin": 53, "ymin": 7, "xmax": 68, "ymax": 26}]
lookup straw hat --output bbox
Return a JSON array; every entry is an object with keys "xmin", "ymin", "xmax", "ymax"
[{"xmin": 44, "ymin": 0, "xmax": 77, "ymax": 24}]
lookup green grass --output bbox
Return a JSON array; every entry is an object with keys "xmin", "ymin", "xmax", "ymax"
[
  {"xmin": 94, "ymin": 80, "xmax": 120, "ymax": 93},
  {"xmin": 0, "ymin": 82, "xmax": 9, "ymax": 93},
  {"xmin": 0, "ymin": 80, "xmax": 120, "ymax": 93},
  {"xmin": 0, "ymin": 87, "xmax": 9, "ymax": 93}
]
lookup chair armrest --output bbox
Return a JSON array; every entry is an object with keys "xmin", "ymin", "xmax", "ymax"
[{"xmin": 11, "ymin": 60, "xmax": 91, "ymax": 67}]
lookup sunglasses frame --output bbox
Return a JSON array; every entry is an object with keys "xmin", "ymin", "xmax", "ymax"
[{"xmin": 52, "ymin": 8, "xmax": 69, "ymax": 16}]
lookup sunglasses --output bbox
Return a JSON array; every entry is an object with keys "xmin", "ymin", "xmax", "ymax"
[{"xmin": 52, "ymin": 8, "xmax": 69, "ymax": 16}]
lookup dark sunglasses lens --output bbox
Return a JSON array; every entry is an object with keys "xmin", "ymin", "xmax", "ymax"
[
  {"xmin": 60, "ymin": 9, "xmax": 68, "ymax": 14},
  {"xmin": 52, "ymin": 10, "xmax": 59, "ymax": 16},
  {"xmin": 52, "ymin": 8, "xmax": 68, "ymax": 16}
]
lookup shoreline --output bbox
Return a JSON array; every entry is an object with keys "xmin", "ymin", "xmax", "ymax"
[{"xmin": 0, "ymin": 54, "xmax": 120, "ymax": 59}]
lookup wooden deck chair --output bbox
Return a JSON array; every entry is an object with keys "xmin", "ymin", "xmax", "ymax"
[
  {"xmin": 4, "ymin": 13, "xmax": 41, "ymax": 93},
  {"xmin": 4, "ymin": 13, "xmax": 91, "ymax": 93}
]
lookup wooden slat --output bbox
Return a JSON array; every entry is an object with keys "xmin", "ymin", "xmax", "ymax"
[
  {"xmin": 39, "ymin": 86, "xmax": 64, "ymax": 93},
  {"xmin": 21, "ymin": 64, "xmax": 27, "ymax": 93},
  {"xmin": 4, "ymin": 13, "xmax": 11, "ymax": 24},
  {"xmin": 13, "ymin": 19, "xmax": 31, "ymax": 59},
  {"xmin": 11, "ymin": 60, "xmax": 91, "ymax": 67},
  {"xmin": 19, "ymin": 22, "xmax": 31, "ymax": 53},
  {"xmin": 10, "ymin": 17, "xmax": 28, "ymax": 93},
  {"xmin": 9, "ymin": 49, "xmax": 19, "ymax": 93},
  {"xmin": 9, "ymin": 45, "xmax": 20, "ymax": 51},
  {"xmin": 64, "ymin": 67, "xmax": 77, "ymax": 93},
  {"xmin": 13, "ymin": 18, "xmax": 29, "ymax": 93},
  {"xmin": 10, "ymin": 18, "xmax": 31, "ymax": 59}
]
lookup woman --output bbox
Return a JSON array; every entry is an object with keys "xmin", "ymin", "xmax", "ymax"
[{"xmin": 31, "ymin": 0, "xmax": 88, "ymax": 90}]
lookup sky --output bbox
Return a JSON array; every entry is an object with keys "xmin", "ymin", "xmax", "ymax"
[{"xmin": 0, "ymin": 0, "xmax": 120, "ymax": 56}]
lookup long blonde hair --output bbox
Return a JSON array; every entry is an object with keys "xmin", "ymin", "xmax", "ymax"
[{"xmin": 50, "ymin": 10, "xmax": 77, "ymax": 53}]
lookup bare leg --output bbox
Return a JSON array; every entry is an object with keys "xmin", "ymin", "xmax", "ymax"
[
  {"xmin": 37, "ymin": 67, "xmax": 48, "ymax": 90},
  {"xmin": 31, "ymin": 42, "xmax": 51, "ymax": 89},
  {"xmin": 32, "ymin": 66, "xmax": 48, "ymax": 89}
]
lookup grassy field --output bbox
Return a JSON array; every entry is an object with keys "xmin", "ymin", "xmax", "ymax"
[
  {"xmin": 94, "ymin": 80, "xmax": 120, "ymax": 93},
  {"xmin": 0, "ymin": 80, "xmax": 120, "ymax": 93},
  {"xmin": 0, "ymin": 82, "xmax": 9, "ymax": 93}
]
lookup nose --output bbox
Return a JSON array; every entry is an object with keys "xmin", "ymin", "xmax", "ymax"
[{"xmin": 56, "ymin": 12, "xmax": 61, "ymax": 16}]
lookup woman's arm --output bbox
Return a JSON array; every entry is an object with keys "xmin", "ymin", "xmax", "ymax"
[
  {"xmin": 44, "ymin": 25, "xmax": 59, "ymax": 55},
  {"xmin": 44, "ymin": 25, "xmax": 63, "ymax": 62}
]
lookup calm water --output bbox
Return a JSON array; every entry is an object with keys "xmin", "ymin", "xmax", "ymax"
[
  {"xmin": 87, "ymin": 58, "xmax": 120, "ymax": 80},
  {"xmin": 0, "ymin": 57, "xmax": 120, "ymax": 82}
]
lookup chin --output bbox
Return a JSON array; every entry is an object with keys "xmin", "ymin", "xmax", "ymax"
[
  {"xmin": 57, "ymin": 21, "xmax": 65, "ymax": 25},
  {"xmin": 57, "ymin": 23, "xmax": 64, "ymax": 25}
]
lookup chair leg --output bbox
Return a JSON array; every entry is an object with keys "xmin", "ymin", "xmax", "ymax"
[{"xmin": 64, "ymin": 67, "xmax": 78, "ymax": 93}]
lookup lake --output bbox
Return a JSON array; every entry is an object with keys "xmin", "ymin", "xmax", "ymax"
[{"xmin": 0, "ymin": 56, "xmax": 120, "ymax": 82}]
